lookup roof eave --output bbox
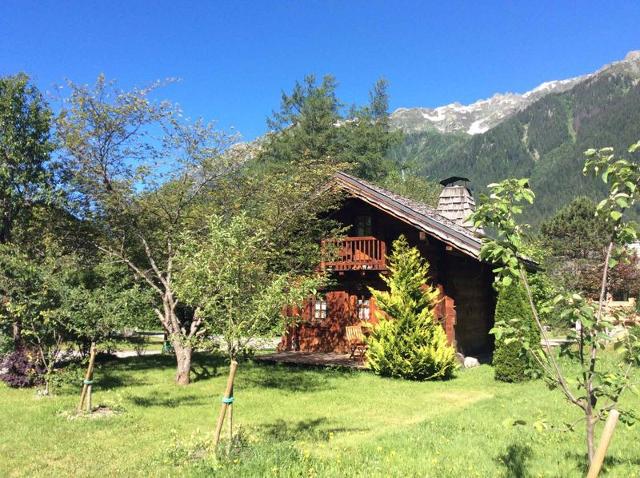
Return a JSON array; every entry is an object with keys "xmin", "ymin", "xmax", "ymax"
[{"xmin": 334, "ymin": 174, "xmax": 482, "ymax": 259}]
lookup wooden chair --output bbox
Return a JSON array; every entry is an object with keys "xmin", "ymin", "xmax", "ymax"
[{"xmin": 345, "ymin": 325, "xmax": 368, "ymax": 360}]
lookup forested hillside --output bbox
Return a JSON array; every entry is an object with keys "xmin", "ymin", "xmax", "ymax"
[{"xmin": 393, "ymin": 52, "xmax": 640, "ymax": 225}]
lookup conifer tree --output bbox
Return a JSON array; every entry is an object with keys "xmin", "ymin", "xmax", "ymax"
[
  {"xmin": 367, "ymin": 236, "xmax": 457, "ymax": 380},
  {"xmin": 259, "ymin": 75, "xmax": 401, "ymax": 181},
  {"xmin": 492, "ymin": 282, "xmax": 540, "ymax": 382}
]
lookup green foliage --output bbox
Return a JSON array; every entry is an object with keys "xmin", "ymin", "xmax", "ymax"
[
  {"xmin": 340, "ymin": 79, "xmax": 404, "ymax": 181},
  {"xmin": 260, "ymin": 75, "xmax": 402, "ymax": 181},
  {"xmin": 526, "ymin": 269, "xmax": 561, "ymax": 328},
  {"xmin": 0, "ymin": 242, "xmax": 154, "ymax": 389},
  {"xmin": 0, "ymin": 73, "xmax": 55, "ymax": 244},
  {"xmin": 52, "ymin": 258, "xmax": 156, "ymax": 345},
  {"xmin": 214, "ymin": 158, "xmax": 345, "ymax": 277},
  {"xmin": 625, "ymin": 324, "xmax": 640, "ymax": 366},
  {"xmin": 174, "ymin": 214, "xmax": 325, "ymax": 360},
  {"xmin": 540, "ymin": 197, "xmax": 611, "ymax": 260},
  {"xmin": 540, "ymin": 196, "xmax": 640, "ymax": 299},
  {"xmin": 471, "ymin": 178, "xmax": 535, "ymax": 289},
  {"xmin": 57, "ymin": 75, "xmax": 242, "ymax": 383},
  {"xmin": 263, "ymin": 75, "xmax": 342, "ymax": 166},
  {"xmin": 392, "ymin": 67, "xmax": 640, "ymax": 225},
  {"xmin": 492, "ymin": 283, "xmax": 540, "ymax": 382},
  {"xmin": 471, "ymin": 139, "xmax": 640, "ymax": 464},
  {"xmin": 540, "ymin": 197, "xmax": 612, "ymax": 296},
  {"xmin": 366, "ymin": 236, "xmax": 457, "ymax": 380},
  {"xmin": 0, "ymin": 328, "xmax": 12, "ymax": 355}
]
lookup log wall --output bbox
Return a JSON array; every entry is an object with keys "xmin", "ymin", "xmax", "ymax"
[{"xmin": 278, "ymin": 197, "xmax": 495, "ymax": 356}]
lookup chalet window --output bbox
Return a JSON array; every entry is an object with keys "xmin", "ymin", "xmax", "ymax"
[
  {"xmin": 314, "ymin": 297, "xmax": 327, "ymax": 320},
  {"xmin": 357, "ymin": 298, "xmax": 370, "ymax": 321},
  {"xmin": 355, "ymin": 215, "xmax": 372, "ymax": 236}
]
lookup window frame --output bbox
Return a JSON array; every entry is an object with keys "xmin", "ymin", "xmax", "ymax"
[{"xmin": 354, "ymin": 214, "xmax": 372, "ymax": 237}]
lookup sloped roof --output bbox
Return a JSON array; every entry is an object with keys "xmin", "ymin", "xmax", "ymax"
[{"xmin": 333, "ymin": 172, "xmax": 483, "ymax": 259}]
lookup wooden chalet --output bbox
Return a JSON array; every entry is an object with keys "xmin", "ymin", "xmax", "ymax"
[{"xmin": 278, "ymin": 173, "xmax": 496, "ymax": 359}]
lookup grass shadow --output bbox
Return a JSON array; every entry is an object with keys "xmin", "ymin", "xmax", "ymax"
[
  {"xmin": 496, "ymin": 443, "xmax": 533, "ymax": 478},
  {"xmin": 242, "ymin": 362, "xmax": 354, "ymax": 392},
  {"xmin": 190, "ymin": 355, "xmax": 223, "ymax": 382},
  {"xmin": 89, "ymin": 353, "xmax": 227, "ymax": 389},
  {"xmin": 565, "ymin": 450, "xmax": 640, "ymax": 475},
  {"xmin": 96, "ymin": 371, "xmax": 150, "ymax": 389},
  {"xmin": 258, "ymin": 417, "xmax": 369, "ymax": 442},
  {"xmin": 101, "ymin": 351, "xmax": 226, "ymax": 371},
  {"xmin": 108, "ymin": 354, "xmax": 177, "ymax": 372},
  {"xmin": 127, "ymin": 393, "xmax": 207, "ymax": 408}
]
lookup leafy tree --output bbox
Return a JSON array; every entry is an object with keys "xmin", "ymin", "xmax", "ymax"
[
  {"xmin": 339, "ymin": 79, "xmax": 403, "ymax": 181},
  {"xmin": 57, "ymin": 75, "xmax": 240, "ymax": 385},
  {"xmin": 0, "ymin": 74, "xmax": 55, "ymax": 244},
  {"xmin": 540, "ymin": 197, "xmax": 611, "ymax": 295},
  {"xmin": 0, "ymin": 242, "xmax": 153, "ymax": 392},
  {"xmin": 541, "ymin": 197, "xmax": 611, "ymax": 260},
  {"xmin": 174, "ymin": 214, "xmax": 324, "ymax": 360},
  {"xmin": 471, "ymin": 140, "xmax": 640, "ymax": 467},
  {"xmin": 52, "ymin": 257, "xmax": 156, "ymax": 353},
  {"xmin": 0, "ymin": 74, "xmax": 55, "ymax": 349},
  {"xmin": 541, "ymin": 196, "xmax": 640, "ymax": 300},
  {"xmin": 212, "ymin": 156, "xmax": 345, "ymax": 277},
  {"xmin": 366, "ymin": 236, "xmax": 457, "ymax": 380},
  {"xmin": 260, "ymin": 75, "xmax": 401, "ymax": 181},
  {"xmin": 492, "ymin": 282, "xmax": 540, "ymax": 382},
  {"xmin": 0, "ymin": 244, "xmax": 60, "ymax": 392},
  {"xmin": 261, "ymin": 75, "xmax": 342, "ymax": 167}
]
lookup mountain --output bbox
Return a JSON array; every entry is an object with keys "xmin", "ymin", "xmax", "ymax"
[
  {"xmin": 391, "ymin": 51, "xmax": 640, "ymax": 135},
  {"xmin": 391, "ymin": 78, "xmax": 583, "ymax": 135},
  {"xmin": 391, "ymin": 51, "xmax": 640, "ymax": 225}
]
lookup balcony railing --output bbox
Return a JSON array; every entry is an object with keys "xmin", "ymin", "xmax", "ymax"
[{"xmin": 321, "ymin": 236, "xmax": 387, "ymax": 271}]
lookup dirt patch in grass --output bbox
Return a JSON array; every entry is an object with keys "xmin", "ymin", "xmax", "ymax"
[{"xmin": 62, "ymin": 405, "xmax": 120, "ymax": 420}]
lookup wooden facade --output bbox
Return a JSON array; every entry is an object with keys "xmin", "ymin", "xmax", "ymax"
[{"xmin": 278, "ymin": 173, "xmax": 497, "ymax": 358}]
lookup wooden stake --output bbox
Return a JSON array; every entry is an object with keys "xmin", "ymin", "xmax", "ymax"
[
  {"xmin": 226, "ymin": 387, "xmax": 234, "ymax": 455},
  {"xmin": 86, "ymin": 383, "xmax": 92, "ymax": 413},
  {"xmin": 78, "ymin": 342, "xmax": 97, "ymax": 413},
  {"xmin": 213, "ymin": 360, "xmax": 238, "ymax": 448},
  {"xmin": 586, "ymin": 409, "xmax": 620, "ymax": 478}
]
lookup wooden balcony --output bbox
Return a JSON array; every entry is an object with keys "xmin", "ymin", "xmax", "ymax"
[{"xmin": 321, "ymin": 236, "xmax": 387, "ymax": 272}]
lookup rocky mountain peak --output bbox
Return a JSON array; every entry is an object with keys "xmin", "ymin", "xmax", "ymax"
[{"xmin": 391, "ymin": 50, "xmax": 640, "ymax": 136}]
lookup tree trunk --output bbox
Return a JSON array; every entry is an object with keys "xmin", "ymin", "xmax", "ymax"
[
  {"xmin": 12, "ymin": 318, "xmax": 23, "ymax": 349},
  {"xmin": 158, "ymin": 292, "xmax": 195, "ymax": 386},
  {"xmin": 1, "ymin": 207, "xmax": 13, "ymax": 244},
  {"xmin": 173, "ymin": 341, "xmax": 192, "ymax": 386}
]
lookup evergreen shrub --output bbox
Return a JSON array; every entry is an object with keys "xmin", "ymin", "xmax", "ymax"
[
  {"xmin": 366, "ymin": 236, "xmax": 457, "ymax": 380},
  {"xmin": 492, "ymin": 282, "xmax": 540, "ymax": 382}
]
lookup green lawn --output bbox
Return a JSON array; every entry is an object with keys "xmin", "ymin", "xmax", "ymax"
[{"xmin": 1, "ymin": 354, "xmax": 638, "ymax": 477}]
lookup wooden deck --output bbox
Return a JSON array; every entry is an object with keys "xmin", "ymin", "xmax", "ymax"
[{"xmin": 255, "ymin": 351, "xmax": 366, "ymax": 369}]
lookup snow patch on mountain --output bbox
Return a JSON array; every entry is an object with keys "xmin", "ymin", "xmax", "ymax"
[
  {"xmin": 391, "ymin": 77, "xmax": 583, "ymax": 135},
  {"xmin": 391, "ymin": 51, "xmax": 640, "ymax": 136},
  {"xmin": 467, "ymin": 118, "xmax": 490, "ymax": 135}
]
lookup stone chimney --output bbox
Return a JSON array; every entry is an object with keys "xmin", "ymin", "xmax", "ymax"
[{"xmin": 436, "ymin": 176, "xmax": 477, "ymax": 230}]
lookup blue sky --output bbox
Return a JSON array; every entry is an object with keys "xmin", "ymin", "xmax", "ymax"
[{"xmin": 1, "ymin": 1, "xmax": 638, "ymax": 140}]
